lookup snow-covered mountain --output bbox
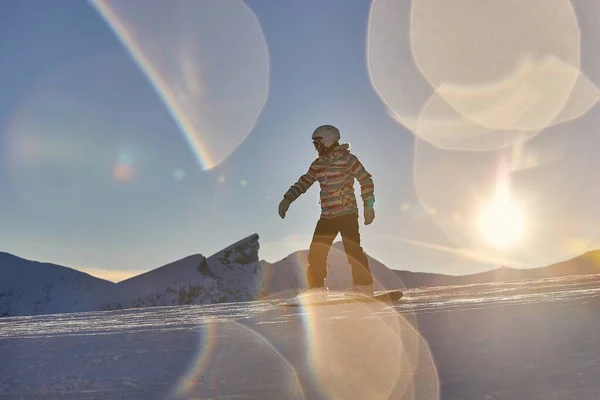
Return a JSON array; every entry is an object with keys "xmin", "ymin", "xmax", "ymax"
[
  {"xmin": 0, "ymin": 234, "xmax": 265, "ymax": 317},
  {"xmin": 391, "ymin": 249, "xmax": 600, "ymax": 288},
  {"xmin": 3, "ymin": 233, "xmax": 600, "ymax": 317},
  {"xmin": 0, "ymin": 252, "xmax": 114, "ymax": 317},
  {"xmin": 104, "ymin": 233, "xmax": 264, "ymax": 310}
]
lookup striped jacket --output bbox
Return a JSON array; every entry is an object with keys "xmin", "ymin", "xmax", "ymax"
[{"xmin": 284, "ymin": 143, "xmax": 375, "ymax": 218}]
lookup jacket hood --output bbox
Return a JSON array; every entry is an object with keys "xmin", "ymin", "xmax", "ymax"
[
  {"xmin": 318, "ymin": 142, "xmax": 350, "ymax": 160},
  {"xmin": 336, "ymin": 143, "xmax": 351, "ymax": 152},
  {"xmin": 317, "ymin": 143, "xmax": 350, "ymax": 161}
]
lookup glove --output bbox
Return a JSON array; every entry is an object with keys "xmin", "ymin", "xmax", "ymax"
[
  {"xmin": 364, "ymin": 206, "xmax": 375, "ymax": 225},
  {"xmin": 278, "ymin": 198, "xmax": 291, "ymax": 219}
]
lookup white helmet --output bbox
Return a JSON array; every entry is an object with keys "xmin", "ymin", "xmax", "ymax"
[{"xmin": 312, "ymin": 125, "xmax": 340, "ymax": 153}]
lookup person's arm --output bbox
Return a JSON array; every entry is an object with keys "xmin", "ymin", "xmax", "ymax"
[
  {"xmin": 348, "ymin": 154, "xmax": 375, "ymax": 208},
  {"xmin": 279, "ymin": 163, "xmax": 317, "ymax": 219},
  {"xmin": 348, "ymin": 154, "xmax": 375, "ymax": 224},
  {"xmin": 284, "ymin": 163, "xmax": 317, "ymax": 202}
]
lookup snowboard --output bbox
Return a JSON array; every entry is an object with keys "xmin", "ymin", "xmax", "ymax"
[{"xmin": 281, "ymin": 289, "xmax": 403, "ymax": 307}]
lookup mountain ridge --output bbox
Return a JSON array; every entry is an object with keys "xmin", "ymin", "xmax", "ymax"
[{"xmin": 2, "ymin": 234, "xmax": 600, "ymax": 317}]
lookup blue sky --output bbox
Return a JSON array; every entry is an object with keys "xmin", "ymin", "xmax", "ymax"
[{"xmin": 2, "ymin": 0, "xmax": 600, "ymax": 281}]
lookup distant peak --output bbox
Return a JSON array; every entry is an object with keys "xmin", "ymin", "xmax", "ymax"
[
  {"xmin": 0, "ymin": 251, "xmax": 22, "ymax": 261},
  {"xmin": 224, "ymin": 233, "xmax": 259, "ymax": 250},
  {"xmin": 212, "ymin": 233, "xmax": 260, "ymax": 266}
]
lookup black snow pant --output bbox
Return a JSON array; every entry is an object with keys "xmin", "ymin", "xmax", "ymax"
[{"xmin": 306, "ymin": 213, "xmax": 373, "ymax": 289}]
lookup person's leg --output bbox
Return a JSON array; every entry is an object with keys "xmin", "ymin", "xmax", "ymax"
[
  {"xmin": 307, "ymin": 217, "xmax": 339, "ymax": 289},
  {"xmin": 339, "ymin": 213, "xmax": 373, "ymax": 287}
]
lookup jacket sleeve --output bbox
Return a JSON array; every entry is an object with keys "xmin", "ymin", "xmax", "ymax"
[
  {"xmin": 347, "ymin": 153, "xmax": 375, "ymax": 208},
  {"xmin": 284, "ymin": 163, "xmax": 317, "ymax": 202}
]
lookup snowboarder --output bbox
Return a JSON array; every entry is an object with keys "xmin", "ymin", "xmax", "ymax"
[{"xmin": 278, "ymin": 124, "xmax": 376, "ymax": 300}]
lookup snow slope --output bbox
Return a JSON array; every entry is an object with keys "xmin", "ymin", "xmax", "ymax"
[{"xmin": 1, "ymin": 273, "xmax": 599, "ymax": 399}]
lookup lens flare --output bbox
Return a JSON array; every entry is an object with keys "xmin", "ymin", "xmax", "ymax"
[
  {"xmin": 113, "ymin": 151, "xmax": 134, "ymax": 182},
  {"xmin": 90, "ymin": 0, "xmax": 269, "ymax": 170},
  {"xmin": 256, "ymin": 240, "xmax": 438, "ymax": 398},
  {"xmin": 410, "ymin": 0, "xmax": 582, "ymax": 133},
  {"xmin": 112, "ymin": 163, "xmax": 133, "ymax": 182},
  {"xmin": 367, "ymin": 0, "xmax": 600, "ymax": 150},
  {"xmin": 172, "ymin": 168, "xmax": 186, "ymax": 182},
  {"xmin": 170, "ymin": 319, "xmax": 304, "ymax": 399},
  {"xmin": 293, "ymin": 290, "xmax": 438, "ymax": 399},
  {"xmin": 2, "ymin": 83, "xmax": 114, "ymax": 214}
]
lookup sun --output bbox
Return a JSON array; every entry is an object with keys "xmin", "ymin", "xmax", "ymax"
[{"xmin": 478, "ymin": 185, "xmax": 526, "ymax": 249}]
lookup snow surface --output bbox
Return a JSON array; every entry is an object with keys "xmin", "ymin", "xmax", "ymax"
[{"xmin": 2, "ymin": 273, "xmax": 600, "ymax": 399}]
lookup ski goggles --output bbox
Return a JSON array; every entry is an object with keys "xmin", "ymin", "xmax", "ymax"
[{"xmin": 312, "ymin": 137, "xmax": 323, "ymax": 150}]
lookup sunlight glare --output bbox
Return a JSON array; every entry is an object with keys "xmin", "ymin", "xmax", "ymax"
[
  {"xmin": 413, "ymin": 126, "xmax": 600, "ymax": 267},
  {"xmin": 478, "ymin": 185, "xmax": 526, "ymax": 249}
]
